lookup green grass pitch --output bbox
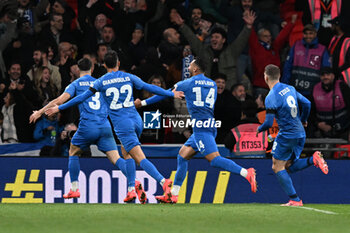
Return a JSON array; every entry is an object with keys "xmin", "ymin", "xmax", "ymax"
[{"xmin": 1, "ymin": 204, "xmax": 349, "ymax": 233}]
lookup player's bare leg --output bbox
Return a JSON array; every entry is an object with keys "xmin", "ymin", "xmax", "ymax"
[
  {"xmin": 128, "ymin": 145, "xmax": 171, "ymax": 202},
  {"xmin": 157, "ymin": 145, "xmax": 197, "ymax": 203},
  {"xmin": 206, "ymin": 152, "xmax": 257, "ymax": 193},
  {"xmin": 272, "ymin": 158, "xmax": 303, "ymax": 206},
  {"xmin": 63, "ymin": 144, "xmax": 83, "ymax": 199}
]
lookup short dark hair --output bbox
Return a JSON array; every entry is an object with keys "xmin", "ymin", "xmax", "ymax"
[
  {"xmin": 264, "ymin": 64, "xmax": 280, "ymax": 80},
  {"xmin": 193, "ymin": 57, "xmax": 206, "ymax": 72},
  {"xmin": 212, "ymin": 73, "xmax": 227, "ymax": 81},
  {"xmin": 34, "ymin": 45, "xmax": 48, "ymax": 54},
  {"xmin": 104, "ymin": 50, "xmax": 119, "ymax": 68},
  {"xmin": 242, "ymin": 99, "xmax": 257, "ymax": 118},
  {"xmin": 102, "ymin": 24, "xmax": 114, "ymax": 31},
  {"xmin": 211, "ymin": 27, "xmax": 227, "ymax": 39},
  {"xmin": 230, "ymin": 83, "xmax": 245, "ymax": 92},
  {"xmin": 78, "ymin": 58, "xmax": 92, "ymax": 71}
]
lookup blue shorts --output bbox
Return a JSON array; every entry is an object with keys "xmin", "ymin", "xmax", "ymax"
[
  {"xmin": 71, "ymin": 126, "xmax": 117, "ymax": 152},
  {"xmin": 184, "ymin": 130, "xmax": 218, "ymax": 156},
  {"xmin": 114, "ymin": 114, "xmax": 143, "ymax": 152},
  {"xmin": 272, "ymin": 134, "xmax": 305, "ymax": 161}
]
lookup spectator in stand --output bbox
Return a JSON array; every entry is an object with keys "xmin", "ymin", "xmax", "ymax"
[
  {"xmin": 1, "ymin": 85, "xmax": 34, "ymax": 143},
  {"xmin": 50, "ymin": 122, "xmax": 91, "ymax": 157},
  {"xmin": 17, "ymin": 0, "xmax": 49, "ymax": 33},
  {"xmin": 111, "ymin": 0, "xmax": 156, "ymax": 45},
  {"xmin": 3, "ymin": 17, "xmax": 35, "ymax": 73},
  {"xmin": 171, "ymin": 10, "xmax": 256, "ymax": 90},
  {"xmin": 37, "ymin": 13, "xmax": 75, "ymax": 56},
  {"xmin": 1, "ymin": 62, "xmax": 39, "ymax": 108},
  {"xmin": 128, "ymin": 24, "xmax": 148, "ymax": 69},
  {"xmin": 27, "ymin": 46, "xmax": 62, "ymax": 92},
  {"xmin": 158, "ymin": 27, "xmax": 183, "ymax": 87},
  {"xmin": 34, "ymin": 66, "xmax": 59, "ymax": 107},
  {"xmin": 311, "ymin": 67, "xmax": 350, "ymax": 141},
  {"xmin": 33, "ymin": 113, "xmax": 63, "ymax": 147},
  {"xmin": 282, "ymin": 24, "xmax": 331, "ymax": 98},
  {"xmin": 51, "ymin": 0, "xmax": 76, "ymax": 33},
  {"xmin": 297, "ymin": 0, "xmax": 341, "ymax": 46},
  {"xmin": 213, "ymin": 73, "xmax": 241, "ymax": 143},
  {"xmin": 79, "ymin": 10, "xmax": 108, "ymax": 54},
  {"xmin": 189, "ymin": 7, "xmax": 202, "ymax": 35},
  {"xmin": 100, "ymin": 24, "xmax": 133, "ymax": 71},
  {"xmin": 198, "ymin": 13, "xmax": 217, "ymax": 45},
  {"xmin": 0, "ymin": 1, "xmax": 18, "ymax": 81},
  {"xmin": 231, "ymin": 83, "xmax": 250, "ymax": 102},
  {"xmin": 249, "ymin": 14, "xmax": 297, "ymax": 97},
  {"xmin": 328, "ymin": 17, "xmax": 350, "ymax": 81},
  {"xmin": 56, "ymin": 41, "xmax": 76, "ymax": 90}
]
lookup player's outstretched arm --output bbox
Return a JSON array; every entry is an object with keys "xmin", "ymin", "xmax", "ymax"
[
  {"xmin": 29, "ymin": 92, "xmax": 71, "ymax": 123},
  {"xmin": 142, "ymin": 83, "xmax": 184, "ymax": 99},
  {"xmin": 46, "ymin": 88, "xmax": 95, "ymax": 116}
]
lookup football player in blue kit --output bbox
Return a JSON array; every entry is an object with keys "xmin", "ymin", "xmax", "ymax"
[
  {"xmin": 46, "ymin": 51, "xmax": 185, "ymax": 201},
  {"xmin": 257, "ymin": 64, "xmax": 329, "ymax": 206},
  {"xmin": 30, "ymin": 58, "xmax": 148, "ymax": 202},
  {"xmin": 137, "ymin": 58, "xmax": 258, "ymax": 203}
]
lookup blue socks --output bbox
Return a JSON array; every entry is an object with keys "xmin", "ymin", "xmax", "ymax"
[
  {"xmin": 125, "ymin": 159, "xmax": 136, "ymax": 188},
  {"xmin": 174, "ymin": 154, "xmax": 188, "ymax": 186},
  {"xmin": 288, "ymin": 157, "xmax": 313, "ymax": 173},
  {"xmin": 68, "ymin": 156, "xmax": 80, "ymax": 182},
  {"xmin": 275, "ymin": 170, "xmax": 300, "ymax": 201},
  {"xmin": 115, "ymin": 158, "xmax": 127, "ymax": 176},
  {"xmin": 140, "ymin": 159, "xmax": 164, "ymax": 183},
  {"xmin": 210, "ymin": 156, "xmax": 242, "ymax": 175}
]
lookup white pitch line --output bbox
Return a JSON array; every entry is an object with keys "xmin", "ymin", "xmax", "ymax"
[{"xmin": 292, "ymin": 206, "xmax": 338, "ymax": 215}]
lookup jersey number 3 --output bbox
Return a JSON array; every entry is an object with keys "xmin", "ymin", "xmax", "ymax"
[
  {"xmin": 192, "ymin": 87, "xmax": 215, "ymax": 109},
  {"xmin": 88, "ymin": 92, "xmax": 101, "ymax": 110}
]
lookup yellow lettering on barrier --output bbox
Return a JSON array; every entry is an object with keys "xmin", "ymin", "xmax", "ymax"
[
  {"xmin": 1, "ymin": 169, "xmax": 43, "ymax": 203},
  {"xmin": 213, "ymin": 171, "xmax": 230, "ymax": 204},
  {"xmin": 169, "ymin": 171, "xmax": 188, "ymax": 203},
  {"xmin": 189, "ymin": 171, "xmax": 207, "ymax": 204}
]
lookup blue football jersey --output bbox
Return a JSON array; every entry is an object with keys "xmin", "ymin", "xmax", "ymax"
[
  {"xmin": 92, "ymin": 71, "xmax": 146, "ymax": 120},
  {"xmin": 265, "ymin": 82, "xmax": 307, "ymax": 138},
  {"xmin": 175, "ymin": 73, "xmax": 217, "ymax": 129},
  {"xmin": 64, "ymin": 75, "xmax": 109, "ymax": 127}
]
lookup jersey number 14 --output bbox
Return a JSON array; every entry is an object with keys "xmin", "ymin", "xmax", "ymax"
[{"xmin": 192, "ymin": 87, "xmax": 215, "ymax": 109}]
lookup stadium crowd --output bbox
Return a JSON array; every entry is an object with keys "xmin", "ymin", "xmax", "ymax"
[{"xmin": 0, "ymin": 0, "xmax": 350, "ymax": 157}]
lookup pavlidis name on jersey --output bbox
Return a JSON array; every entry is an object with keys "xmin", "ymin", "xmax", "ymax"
[{"xmin": 163, "ymin": 118, "xmax": 221, "ymax": 128}]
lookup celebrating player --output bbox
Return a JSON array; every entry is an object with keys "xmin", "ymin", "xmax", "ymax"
[
  {"xmin": 46, "ymin": 51, "xmax": 185, "ymax": 201},
  {"xmin": 29, "ymin": 58, "xmax": 147, "ymax": 202},
  {"xmin": 257, "ymin": 64, "xmax": 328, "ymax": 206},
  {"xmin": 137, "ymin": 58, "xmax": 257, "ymax": 204}
]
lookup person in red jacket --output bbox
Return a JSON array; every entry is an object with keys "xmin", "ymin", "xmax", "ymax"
[{"xmin": 249, "ymin": 14, "xmax": 297, "ymax": 97}]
